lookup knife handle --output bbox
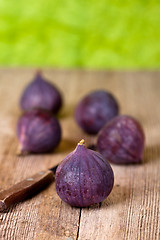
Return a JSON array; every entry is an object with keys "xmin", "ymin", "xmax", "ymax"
[{"xmin": 0, "ymin": 170, "xmax": 54, "ymax": 212}]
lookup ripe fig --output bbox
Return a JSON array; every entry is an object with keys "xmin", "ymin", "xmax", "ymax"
[
  {"xmin": 75, "ymin": 90, "xmax": 119, "ymax": 134},
  {"xmin": 20, "ymin": 72, "xmax": 62, "ymax": 114},
  {"xmin": 97, "ymin": 115, "xmax": 145, "ymax": 164},
  {"xmin": 17, "ymin": 109, "xmax": 61, "ymax": 153},
  {"xmin": 55, "ymin": 139, "xmax": 114, "ymax": 207}
]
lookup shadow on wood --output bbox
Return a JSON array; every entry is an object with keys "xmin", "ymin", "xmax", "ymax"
[
  {"xmin": 55, "ymin": 138, "xmax": 77, "ymax": 154},
  {"xmin": 143, "ymin": 144, "xmax": 160, "ymax": 163},
  {"xmin": 57, "ymin": 105, "xmax": 75, "ymax": 119}
]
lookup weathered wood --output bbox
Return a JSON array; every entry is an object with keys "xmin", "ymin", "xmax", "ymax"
[{"xmin": 0, "ymin": 69, "xmax": 160, "ymax": 240}]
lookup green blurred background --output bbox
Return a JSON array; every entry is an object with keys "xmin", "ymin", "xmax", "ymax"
[{"xmin": 0, "ymin": 0, "xmax": 160, "ymax": 68}]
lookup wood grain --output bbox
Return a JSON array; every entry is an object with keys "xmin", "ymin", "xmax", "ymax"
[{"xmin": 0, "ymin": 69, "xmax": 159, "ymax": 240}]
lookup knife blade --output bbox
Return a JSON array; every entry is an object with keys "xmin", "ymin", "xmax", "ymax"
[{"xmin": 0, "ymin": 165, "xmax": 58, "ymax": 212}]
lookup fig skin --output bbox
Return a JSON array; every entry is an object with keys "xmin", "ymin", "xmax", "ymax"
[
  {"xmin": 97, "ymin": 115, "xmax": 145, "ymax": 164},
  {"xmin": 75, "ymin": 90, "xmax": 119, "ymax": 135},
  {"xmin": 55, "ymin": 140, "xmax": 114, "ymax": 207},
  {"xmin": 17, "ymin": 109, "xmax": 61, "ymax": 153},
  {"xmin": 20, "ymin": 72, "xmax": 62, "ymax": 114}
]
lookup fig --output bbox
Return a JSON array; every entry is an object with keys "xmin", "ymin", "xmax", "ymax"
[
  {"xmin": 17, "ymin": 109, "xmax": 61, "ymax": 153},
  {"xmin": 55, "ymin": 139, "xmax": 114, "ymax": 207},
  {"xmin": 75, "ymin": 90, "xmax": 119, "ymax": 134},
  {"xmin": 20, "ymin": 71, "xmax": 62, "ymax": 114},
  {"xmin": 97, "ymin": 115, "xmax": 145, "ymax": 164}
]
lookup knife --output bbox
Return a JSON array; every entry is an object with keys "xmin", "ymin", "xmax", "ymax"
[{"xmin": 0, "ymin": 165, "xmax": 58, "ymax": 212}]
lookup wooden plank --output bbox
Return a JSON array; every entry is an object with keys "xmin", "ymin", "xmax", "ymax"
[{"xmin": 0, "ymin": 69, "xmax": 160, "ymax": 240}]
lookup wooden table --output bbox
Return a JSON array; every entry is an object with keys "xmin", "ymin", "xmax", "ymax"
[{"xmin": 0, "ymin": 69, "xmax": 159, "ymax": 240}]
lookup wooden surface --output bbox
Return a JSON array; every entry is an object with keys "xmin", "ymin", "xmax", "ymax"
[{"xmin": 0, "ymin": 69, "xmax": 160, "ymax": 240}]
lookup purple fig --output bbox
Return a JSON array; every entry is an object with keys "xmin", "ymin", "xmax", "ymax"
[
  {"xmin": 97, "ymin": 115, "xmax": 145, "ymax": 164},
  {"xmin": 75, "ymin": 90, "xmax": 119, "ymax": 135},
  {"xmin": 17, "ymin": 109, "xmax": 61, "ymax": 153},
  {"xmin": 20, "ymin": 72, "xmax": 62, "ymax": 114},
  {"xmin": 55, "ymin": 139, "xmax": 114, "ymax": 207}
]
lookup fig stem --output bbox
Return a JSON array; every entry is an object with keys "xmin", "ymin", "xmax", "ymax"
[
  {"xmin": 16, "ymin": 145, "xmax": 28, "ymax": 156},
  {"xmin": 35, "ymin": 69, "xmax": 42, "ymax": 76},
  {"xmin": 78, "ymin": 139, "xmax": 85, "ymax": 145}
]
